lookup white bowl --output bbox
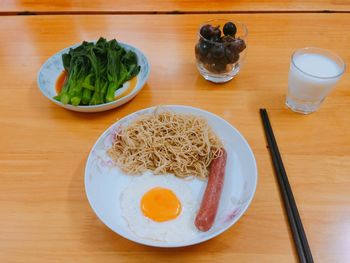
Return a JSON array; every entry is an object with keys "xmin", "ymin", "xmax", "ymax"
[
  {"xmin": 37, "ymin": 41, "xmax": 150, "ymax": 112},
  {"xmin": 85, "ymin": 105, "xmax": 258, "ymax": 247}
]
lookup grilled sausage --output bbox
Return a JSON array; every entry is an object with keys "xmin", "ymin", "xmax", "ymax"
[{"xmin": 195, "ymin": 148, "xmax": 227, "ymax": 231}]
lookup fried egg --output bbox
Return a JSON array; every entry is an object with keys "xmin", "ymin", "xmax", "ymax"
[{"xmin": 120, "ymin": 173, "xmax": 200, "ymax": 242}]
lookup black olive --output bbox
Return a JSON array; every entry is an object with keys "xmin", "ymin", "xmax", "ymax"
[
  {"xmin": 200, "ymin": 24, "xmax": 214, "ymax": 40},
  {"xmin": 211, "ymin": 44, "xmax": 225, "ymax": 59},
  {"xmin": 212, "ymin": 36, "xmax": 221, "ymax": 43},
  {"xmin": 212, "ymin": 26, "xmax": 222, "ymax": 41},
  {"xmin": 225, "ymin": 47, "xmax": 239, "ymax": 64},
  {"xmin": 223, "ymin": 22, "xmax": 237, "ymax": 37},
  {"xmin": 227, "ymin": 38, "xmax": 246, "ymax": 53},
  {"xmin": 205, "ymin": 52, "xmax": 215, "ymax": 64},
  {"xmin": 229, "ymin": 39, "xmax": 246, "ymax": 53},
  {"xmin": 236, "ymin": 39, "xmax": 246, "ymax": 52},
  {"xmin": 195, "ymin": 39, "xmax": 211, "ymax": 62},
  {"xmin": 199, "ymin": 39, "xmax": 211, "ymax": 55}
]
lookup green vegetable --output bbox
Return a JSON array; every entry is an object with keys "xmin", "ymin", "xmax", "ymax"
[
  {"xmin": 81, "ymin": 88, "xmax": 92, "ymax": 105},
  {"xmin": 54, "ymin": 37, "xmax": 140, "ymax": 106}
]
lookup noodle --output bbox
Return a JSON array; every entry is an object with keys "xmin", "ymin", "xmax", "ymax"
[{"xmin": 108, "ymin": 109, "xmax": 223, "ymax": 179}]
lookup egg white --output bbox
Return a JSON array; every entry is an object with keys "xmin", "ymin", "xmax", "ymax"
[{"xmin": 120, "ymin": 172, "xmax": 201, "ymax": 242}]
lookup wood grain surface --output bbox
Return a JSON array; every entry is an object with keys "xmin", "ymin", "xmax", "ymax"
[
  {"xmin": 0, "ymin": 0, "xmax": 350, "ymax": 13},
  {"xmin": 0, "ymin": 14, "xmax": 350, "ymax": 263}
]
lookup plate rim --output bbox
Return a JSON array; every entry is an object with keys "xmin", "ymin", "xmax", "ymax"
[
  {"xmin": 84, "ymin": 105, "xmax": 258, "ymax": 247},
  {"xmin": 37, "ymin": 40, "xmax": 150, "ymax": 111}
]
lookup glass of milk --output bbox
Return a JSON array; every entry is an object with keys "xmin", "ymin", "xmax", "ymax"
[{"xmin": 286, "ymin": 47, "xmax": 345, "ymax": 114}]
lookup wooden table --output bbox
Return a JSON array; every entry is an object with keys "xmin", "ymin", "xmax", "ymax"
[
  {"xmin": 0, "ymin": 14, "xmax": 349, "ymax": 262},
  {"xmin": 1, "ymin": 0, "xmax": 350, "ymax": 14}
]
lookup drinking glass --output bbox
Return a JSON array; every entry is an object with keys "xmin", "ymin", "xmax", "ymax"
[
  {"xmin": 195, "ymin": 19, "xmax": 248, "ymax": 83},
  {"xmin": 286, "ymin": 47, "xmax": 345, "ymax": 114}
]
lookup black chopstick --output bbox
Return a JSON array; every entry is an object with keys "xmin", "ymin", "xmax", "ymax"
[{"xmin": 260, "ymin": 109, "xmax": 314, "ymax": 263}]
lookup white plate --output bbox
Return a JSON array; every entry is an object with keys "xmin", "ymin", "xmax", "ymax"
[
  {"xmin": 37, "ymin": 41, "xmax": 150, "ymax": 112},
  {"xmin": 85, "ymin": 105, "xmax": 258, "ymax": 247}
]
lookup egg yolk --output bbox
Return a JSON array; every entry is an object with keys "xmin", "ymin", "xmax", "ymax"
[{"xmin": 141, "ymin": 187, "xmax": 181, "ymax": 222}]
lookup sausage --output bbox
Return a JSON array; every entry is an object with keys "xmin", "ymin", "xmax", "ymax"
[{"xmin": 195, "ymin": 148, "xmax": 227, "ymax": 231}]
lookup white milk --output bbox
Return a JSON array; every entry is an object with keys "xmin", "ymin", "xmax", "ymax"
[{"xmin": 287, "ymin": 53, "xmax": 343, "ymax": 113}]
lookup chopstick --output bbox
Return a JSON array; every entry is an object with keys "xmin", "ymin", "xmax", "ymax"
[{"xmin": 259, "ymin": 109, "xmax": 314, "ymax": 263}]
